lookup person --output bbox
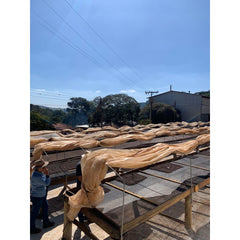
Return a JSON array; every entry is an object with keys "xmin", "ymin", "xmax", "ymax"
[{"xmin": 30, "ymin": 158, "xmax": 55, "ymax": 234}]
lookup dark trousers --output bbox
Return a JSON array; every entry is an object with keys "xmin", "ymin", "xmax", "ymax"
[
  {"xmin": 78, "ymin": 211, "xmax": 85, "ymax": 222},
  {"xmin": 30, "ymin": 196, "xmax": 49, "ymax": 230}
]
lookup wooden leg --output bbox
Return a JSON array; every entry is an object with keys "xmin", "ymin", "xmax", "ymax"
[
  {"xmin": 62, "ymin": 200, "xmax": 72, "ymax": 240},
  {"xmin": 185, "ymin": 195, "xmax": 192, "ymax": 229}
]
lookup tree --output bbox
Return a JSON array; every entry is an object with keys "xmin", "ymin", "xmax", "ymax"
[
  {"xmin": 30, "ymin": 111, "xmax": 55, "ymax": 131},
  {"xmin": 89, "ymin": 97, "xmax": 103, "ymax": 127},
  {"xmin": 30, "ymin": 104, "xmax": 67, "ymax": 124},
  {"xmin": 66, "ymin": 97, "xmax": 92, "ymax": 126},
  {"xmin": 91, "ymin": 94, "xmax": 140, "ymax": 126},
  {"xmin": 51, "ymin": 110, "xmax": 67, "ymax": 124},
  {"xmin": 139, "ymin": 102, "xmax": 180, "ymax": 124}
]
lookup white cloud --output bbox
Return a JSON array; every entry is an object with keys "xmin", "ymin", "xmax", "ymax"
[
  {"xmin": 34, "ymin": 88, "xmax": 46, "ymax": 92},
  {"xmin": 96, "ymin": 90, "xmax": 101, "ymax": 94},
  {"xmin": 120, "ymin": 89, "xmax": 136, "ymax": 93}
]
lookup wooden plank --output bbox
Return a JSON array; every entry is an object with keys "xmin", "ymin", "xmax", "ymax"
[
  {"xmin": 62, "ymin": 200, "xmax": 72, "ymax": 240},
  {"xmin": 139, "ymin": 170, "xmax": 183, "ymax": 185},
  {"xmin": 185, "ymin": 195, "xmax": 192, "ymax": 229},
  {"xmin": 122, "ymin": 177, "xmax": 210, "ymax": 233},
  {"xmin": 81, "ymin": 208, "xmax": 121, "ymax": 239},
  {"xmin": 197, "ymin": 177, "xmax": 210, "ymax": 190},
  {"xmin": 73, "ymin": 219, "xmax": 99, "ymax": 240},
  {"xmin": 122, "ymin": 188, "xmax": 192, "ymax": 233},
  {"xmin": 63, "ymin": 175, "xmax": 209, "ymax": 239},
  {"xmin": 197, "ymin": 153, "xmax": 210, "ymax": 158}
]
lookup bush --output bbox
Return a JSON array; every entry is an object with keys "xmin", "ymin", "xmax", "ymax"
[
  {"xmin": 139, "ymin": 119, "xmax": 151, "ymax": 125},
  {"xmin": 139, "ymin": 103, "xmax": 181, "ymax": 124}
]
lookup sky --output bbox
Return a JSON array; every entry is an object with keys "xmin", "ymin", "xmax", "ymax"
[{"xmin": 30, "ymin": 0, "xmax": 210, "ymax": 108}]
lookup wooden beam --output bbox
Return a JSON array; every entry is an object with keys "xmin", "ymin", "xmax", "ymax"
[
  {"xmin": 139, "ymin": 170, "xmax": 183, "ymax": 185},
  {"xmin": 62, "ymin": 200, "xmax": 72, "ymax": 240},
  {"xmin": 185, "ymin": 195, "xmax": 192, "ymax": 229},
  {"xmin": 122, "ymin": 188, "xmax": 192, "ymax": 233},
  {"xmin": 72, "ymin": 219, "xmax": 99, "ymax": 240},
  {"xmin": 81, "ymin": 208, "xmax": 120, "ymax": 239},
  {"xmin": 197, "ymin": 177, "xmax": 210, "ymax": 190},
  {"xmin": 197, "ymin": 154, "xmax": 210, "ymax": 158},
  {"xmin": 122, "ymin": 177, "xmax": 210, "ymax": 233}
]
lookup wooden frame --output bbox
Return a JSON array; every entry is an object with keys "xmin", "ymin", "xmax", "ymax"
[
  {"xmin": 62, "ymin": 147, "xmax": 210, "ymax": 240},
  {"xmin": 62, "ymin": 177, "xmax": 209, "ymax": 239}
]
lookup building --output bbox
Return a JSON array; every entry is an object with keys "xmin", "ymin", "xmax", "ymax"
[{"xmin": 150, "ymin": 90, "xmax": 210, "ymax": 122}]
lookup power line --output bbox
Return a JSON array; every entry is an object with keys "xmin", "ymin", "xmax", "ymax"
[
  {"xmin": 30, "ymin": 89, "xmax": 72, "ymax": 99},
  {"xmin": 32, "ymin": 10, "xmax": 105, "ymax": 68},
  {"xmin": 31, "ymin": 93, "xmax": 70, "ymax": 101},
  {"xmin": 32, "ymin": 11, "xmax": 139, "ymax": 87},
  {"xmin": 41, "ymin": 0, "xmax": 137, "ymax": 87},
  {"xmin": 30, "ymin": 89, "xmax": 71, "ymax": 97},
  {"xmin": 32, "ymin": 10, "xmax": 138, "ymax": 90},
  {"xmin": 63, "ymin": 0, "xmax": 145, "ymax": 83}
]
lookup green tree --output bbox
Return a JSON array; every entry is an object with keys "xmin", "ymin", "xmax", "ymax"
[
  {"xmin": 139, "ymin": 103, "xmax": 180, "ymax": 124},
  {"xmin": 30, "ymin": 111, "xmax": 55, "ymax": 131},
  {"xmin": 30, "ymin": 104, "xmax": 67, "ymax": 125},
  {"xmin": 91, "ymin": 94, "xmax": 140, "ymax": 126},
  {"xmin": 88, "ymin": 97, "xmax": 103, "ymax": 127},
  {"xmin": 51, "ymin": 110, "xmax": 67, "ymax": 124},
  {"xmin": 66, "ymin": 97, "xmax": 92, "ymax": 126}
]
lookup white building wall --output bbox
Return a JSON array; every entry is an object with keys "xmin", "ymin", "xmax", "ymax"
[{"xmin": 151, "ymin": 91, "xmax": 207, "ymax": 122}]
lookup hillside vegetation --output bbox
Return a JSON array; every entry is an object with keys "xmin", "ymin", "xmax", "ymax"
[{"xmin": 30, "ymin": 94, "xmax": 180, "ymax": 131}]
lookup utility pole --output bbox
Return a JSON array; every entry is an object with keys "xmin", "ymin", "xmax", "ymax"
[{"xmin": 145, "ymin": 91, "xmax": 159, "ymax": 123}]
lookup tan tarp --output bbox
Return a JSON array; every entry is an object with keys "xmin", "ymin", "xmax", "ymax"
[
  {"xmin": 67, "ymin": 134, "xmax": 210, "ymax": 220},
  {"xmin": 30, "ymin": 138, "xmax": 48, "ymax": 148},
  {"xmin": 31, "ymin": 125, "xmax": 210, "ymax": 157},
  {"xmin": 30, "ymin": 130, "xmax": 58, "ymax": 136},
  {"xmin": 32, "ymin": 139, "xmax": 100, "ymax": 160}
]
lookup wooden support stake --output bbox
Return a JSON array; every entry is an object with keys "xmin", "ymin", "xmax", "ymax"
[
  {"xmin": 62, "ymin": 199, "xmax": 72, "ymax": 240},
  {"xmin": 185, "ymin": 195, "xmax": 192, "ymax": 229},
  {"xmin": 123, "ymin": 187, "xmax": 192, "ymax": 233},
  {"xmin": 197, "ymin": 154, "xmax": 210, "ymax": 159},
  {"xmin": 139, "ymin": 170, "xmax": 183, "ymax": 185},
  {"xmin": 73, "ymin": 219, "xmax": 99, "ymax": 240}
]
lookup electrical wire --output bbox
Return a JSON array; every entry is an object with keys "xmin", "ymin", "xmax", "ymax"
[
  {"xmin": 63, "ymin": 0, "xmax": 145, "ymax": 83},
  {"xmin": 41, "ymin": 0, "xmax": 137, "ymax": 87},
  {"xmin": 32, "ymin": 10, "xmax": 138, "ymax": 89},
  {"xmin": 31, "ymin": 93, "xmax": 70, "ymax": 101},
  {"xmin": 32, "ymin": 10, "xmax": 105, "ymax": 68}
]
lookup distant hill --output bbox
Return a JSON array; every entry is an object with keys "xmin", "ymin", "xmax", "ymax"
[
  {"xmin": 37, "ymin": 105, "xmax": 67, "ymax": 112},
  {"xmin": 30, "ymin": 104, "xmax": 68, "ymax": 130}
]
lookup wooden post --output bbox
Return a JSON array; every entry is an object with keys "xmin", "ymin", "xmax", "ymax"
[
  {"xmin": 62, "ymin": 198, "xmax": 72, "ymax": 240},
  {"xmin": 185, "ymin": 195, "xmax": 192, "ymax": 229}
]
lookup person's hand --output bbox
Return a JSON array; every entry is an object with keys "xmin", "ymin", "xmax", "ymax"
[{"xmin": 43, "ymin": 167, "xmax": 49, "ymax": 175}]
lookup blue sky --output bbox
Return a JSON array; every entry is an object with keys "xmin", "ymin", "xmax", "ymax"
[{"xmin": 30, "ymin": 0, "xmax": 210, "ymax": 108}]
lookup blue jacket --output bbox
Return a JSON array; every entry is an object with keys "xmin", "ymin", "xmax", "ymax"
[{"xmin": 30, "ymin": 171, "xmax": 51, "ymax": 198}]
